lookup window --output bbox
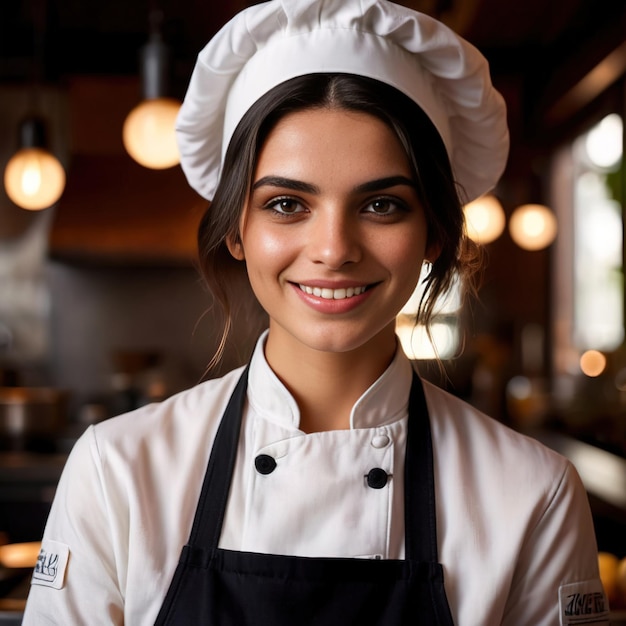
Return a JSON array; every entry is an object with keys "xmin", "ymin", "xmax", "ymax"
[
  {"xmin": 573, "ymin": 114, "xmax": 624, "ymax": 351},
  {"xmin": 552, "ymin": 113, "xmax": 624, "ymax": 374}
]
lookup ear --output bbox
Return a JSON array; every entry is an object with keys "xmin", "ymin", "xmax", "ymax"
[{"xmin": 226, "ymin": 233, "xmax": 245, "ymax": 261}]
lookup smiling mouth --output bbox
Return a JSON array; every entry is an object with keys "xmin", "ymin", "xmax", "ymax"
[{"xmin": 297, "ymin": 284, "xmax": 369, "ymax": 300}]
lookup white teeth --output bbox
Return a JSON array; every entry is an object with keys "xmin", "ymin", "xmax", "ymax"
[{"xmin": 299, "ymin": 285, "xmax": 366, "ymax": 299}]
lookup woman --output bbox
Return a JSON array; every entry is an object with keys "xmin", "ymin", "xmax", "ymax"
[{"xmin": 24, "ymin": 1, "xmax": 607, "ymax": 624}]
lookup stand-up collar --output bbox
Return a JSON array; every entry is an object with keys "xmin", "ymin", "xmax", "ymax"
[{"xmin": 247, "ymin": 331, "xmax": 414, "ymax": 430}]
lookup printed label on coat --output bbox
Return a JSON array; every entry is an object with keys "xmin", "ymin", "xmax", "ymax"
[
  {"xmin": 559, "ymin": 579, "xmax": 609, "ymax": 625},
  {"xmin": 31, "ymin": 540, "xmax": 70, "ymax": 590}
]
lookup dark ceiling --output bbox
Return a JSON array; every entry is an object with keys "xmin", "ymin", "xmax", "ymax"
[
  {"xmin": 1, "ymin": 0, "xmax": 626, "ymax": 135},
  {"xmin": 0, "ymin": 0, "xmax": 624, "ymax": 247}
]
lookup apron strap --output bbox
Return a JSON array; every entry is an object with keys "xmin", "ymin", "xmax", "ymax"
[
  {"xmin": 405, "ymin": 371, "xmax": 439, "ymax": 564},
  {"xmin": 187, "ymin": 366, "xmax": 440, "ymax": 565},
  {"xmin": 187, "ymin": 366, "xmax": 250, "ymax": 549}
]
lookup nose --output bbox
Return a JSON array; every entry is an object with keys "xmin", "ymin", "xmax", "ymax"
[{"xmin": 307, "ymin": 209, "xmax": 361, "ymax": 269}]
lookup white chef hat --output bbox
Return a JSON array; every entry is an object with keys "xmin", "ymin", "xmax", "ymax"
[{"xmin": 176, "ymin": 0, "xmax": 509, "ymax": 204}]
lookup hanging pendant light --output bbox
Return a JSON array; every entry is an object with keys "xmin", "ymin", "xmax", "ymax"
[
  {"xmin": 3, "ymin": 0, "xmax": 66, "ymax": 211},
  {"xmin": 509, "ymin": 204, "xmax": 558, "ymax": 250},
  {"xmin": 4, "ymin": 118, "xmax": 66, "ymax": 211},
  {"xmin": 463, "ymin": 194, "xmax": 506, "ymax": 244},
  {"xmin": 123, "ymin": 11, "xmax": 181, "ymax": 170}
]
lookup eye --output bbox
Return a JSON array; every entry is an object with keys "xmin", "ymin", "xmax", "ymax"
[
  {"xmin": 265, "ymin": 197, "xmax": 306, "ymax": 215},
  {"xmin": 363, "ymin": 197, "xmax": 406, "ymax": 216}
]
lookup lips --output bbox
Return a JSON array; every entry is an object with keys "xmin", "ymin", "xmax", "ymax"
[{"xmin": 297, "ymin": 284, "xmax": 368, "ymax": 300}]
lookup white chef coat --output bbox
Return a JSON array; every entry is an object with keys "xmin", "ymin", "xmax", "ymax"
[{"xmin": 23, "ymin": 332, "xmax": 606, "ymax": 625}]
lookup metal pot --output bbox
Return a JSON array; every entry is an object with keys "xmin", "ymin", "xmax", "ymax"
[{"xmin": 0, "ymin": 388, "xmax": 68, "ymax": 452}]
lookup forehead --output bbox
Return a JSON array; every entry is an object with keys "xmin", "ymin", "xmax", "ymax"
[{"xmin": 254, "ymin": 107, "xmax": 413, "ymax": 181}]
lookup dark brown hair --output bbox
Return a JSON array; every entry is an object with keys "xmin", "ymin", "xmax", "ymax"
[{"xmin": 198, "ymin": 73, "xmax": 481, "ymax": 367}]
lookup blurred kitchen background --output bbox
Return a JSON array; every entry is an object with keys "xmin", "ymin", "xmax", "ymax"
[{"xmin": 1, "ymin": 0, "xmax": 626, "ymax": 613}]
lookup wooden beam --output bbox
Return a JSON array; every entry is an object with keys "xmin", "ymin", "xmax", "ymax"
[{"xmin": 544, "ymin": 41, "xmax": 626, "ymax": 126}]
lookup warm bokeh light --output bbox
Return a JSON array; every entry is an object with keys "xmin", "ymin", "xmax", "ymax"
[
  {"xmin": 3, "ymin": 147, "xmax": 66, "ymax": 210},
  {"xmin": 0, "ymin": 541, "xmax": 41, "ymax": 569},
  {"xmin": 580, "ymin": 350, "xmax": 607, "ymax": 377},
  {"xmin": 509, "ymin": 204, "xmax": 558, "ymax": 250},
  {"xmin": 395, "ymin": 318, "xmax": 458, "ymax": 360},
  {"xmin": 464, "ymin": 194, "xmax": 506, "ymax": 244},
  {"xmin": 585, "ymin": 114, "xmax": 623, "ymax": 170},
  {"xmin": 123, "ymin": 97, "xmax": 181, "ymax": 169}
]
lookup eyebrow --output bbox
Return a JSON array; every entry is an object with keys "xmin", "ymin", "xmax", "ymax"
[
  {"xmin": 252, "ymin": 175, "xmax": 417, "ymax": 194},
  {"xmin": 252, "ymin": 176, "xmax": 319, "ymax": 194},
  {"xmin": 354, "ymin": 176, "xmax": 417, "ymax": 193}
]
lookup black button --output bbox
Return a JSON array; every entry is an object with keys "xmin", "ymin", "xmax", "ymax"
[
  {"xmin": 255, "ymin": 454, "xmax": 277, "ymax": 475},
  {"xmin": 366, "ymin": 468, "xmax": 390, "ymax": 489}
]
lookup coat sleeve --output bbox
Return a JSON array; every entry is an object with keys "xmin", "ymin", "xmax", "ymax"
[
  {"xmin": 22, "ymin": 426, "xmax": 125, "ymax": 625},
  {"xmin": 502, "ymin": 461, "xmax": 609, "ymax": 626}
]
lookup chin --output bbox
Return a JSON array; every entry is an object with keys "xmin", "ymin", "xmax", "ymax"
[{"xmin": 301, "ymin": 325, "xmax": 397, "ymax": 357}]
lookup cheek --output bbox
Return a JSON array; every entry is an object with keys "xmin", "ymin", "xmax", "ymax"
[
  {"xmin": 241, "ymin": 226, "xmax": 295, "ymax": 275},
  {"xmin": 380, "ymin": 229, "xmax": 428, "ymax": 268},
  {"xmin": 380, "ymin": 231, "xmax": 429, "ymax": 300}
]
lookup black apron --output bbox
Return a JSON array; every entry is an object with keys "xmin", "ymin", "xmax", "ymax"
[{"xmin": 155, "ymin": 368, "xmax": 454, "ymax": 625}]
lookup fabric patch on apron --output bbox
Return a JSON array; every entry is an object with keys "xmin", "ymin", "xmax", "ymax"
[
  {"xmin": 558, "ymin": 579, "xmax": 609, "ymax": 625},
  {"xmin": 31, "ymin": 539, "xmax": 70, "ymax": 590}
]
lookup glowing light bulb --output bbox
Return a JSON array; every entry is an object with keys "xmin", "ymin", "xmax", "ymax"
[
  {"xmin": 21, "ymin": 154, "xmax": 43, "ymax": 196},
  {"xmin": 4, "ymin": 147, "xmax": 66, "ymax": 210},
  {"xmin": 123, "ymin": 97, "xmax": 181, "ymax": 169},
  {"xmin": 464, "ymin": 194, "xmax": 506, "ymax": 244},
  {"xmin": 509, "ymin": 204, "xmax": 557, "ymax": 250}
]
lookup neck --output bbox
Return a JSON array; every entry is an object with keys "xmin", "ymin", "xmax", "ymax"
[{"xmin": 264, "ymin": 330, "xmax": 397, "ymax": 433}]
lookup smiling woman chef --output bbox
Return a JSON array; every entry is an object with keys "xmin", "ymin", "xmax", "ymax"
[{"xmin": 22, "ymin": 0, "xmax": 607, "ymax": 624}]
